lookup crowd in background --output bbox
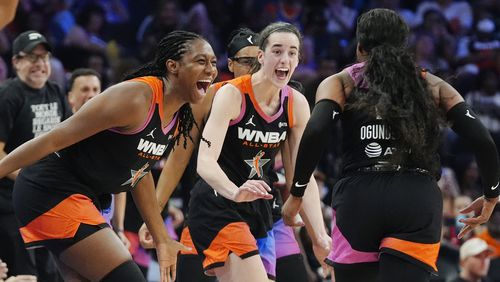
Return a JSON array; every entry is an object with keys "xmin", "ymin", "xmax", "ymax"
[{"xmin": 0, "ymin": 0, "xmax": 499, "ymax": 281}]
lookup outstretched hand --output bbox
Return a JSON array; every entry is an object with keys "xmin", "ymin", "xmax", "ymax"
[
  {"xmin": 232, "ymin": 180, "xmax": 273, "ymax": 202},
  {"xmin": 457, "ymin": 196, "xmax": 499, "ymax": 239},
  {"xmin": 156, "ymin": 240, "xmax": 192, "ymax": 282}
]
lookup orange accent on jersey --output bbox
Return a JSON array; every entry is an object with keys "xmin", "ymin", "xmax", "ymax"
[
  {"xmin": 202, "ymin": 221, "xmax": 257, "ymax": 274},
  {"xmin": 131, "ymin": 163, "xmax": 150, "ymax": 187},
  {"xmin": 180, "ymin": 227, "xmax": 198, "ymax": 255},
  {"xmin": 129, "ymin": 76, "xmax": 174, "ymax": 131},
  {"xmin": 19, "ymin": 194, "xmax": 106, "ymax": 244},
  {"xmin": 253, "ymin": 150, "xmax": 265, "ymax": 177},
  {"xmin": 287, "ymin": 86, "xmax": 294, "ymax": 128},
  {"xmin": 381, "ymin": 237, "xmax": 440, "ymax": 272},
  {"xmin": 245, "ymin": 79, "xmax": 274, "ymax": 121},
  {"xmin": 212, "ymin": 81, "xmax": 224, "ymax": 93}
]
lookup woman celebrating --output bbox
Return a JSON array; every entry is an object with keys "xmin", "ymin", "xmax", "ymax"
[
  {"xmin": 283, "ymin": 8, "xmax": 499, "ymax": 282},
  {"xmin": 0, "ymin": 30, "xmax": 217, "ymax": 282},
  {"xmin": 187, "ymin": 22, "xmax": 330, "ymax": 282}
]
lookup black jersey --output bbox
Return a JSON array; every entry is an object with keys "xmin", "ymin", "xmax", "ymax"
[
  {"xmin": 59, "ymin": 76, "xmax": 178, "ymax": 195},
  {"xmin": 340, "ymin": 63, "xmax": 439, "ymax": 174},
  {"xmin": 217, "ymin": 75, "xmax": 293, "ymax": 187}
]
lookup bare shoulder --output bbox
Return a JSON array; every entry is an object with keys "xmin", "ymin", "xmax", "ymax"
[
  {"xmin": 101, "ymin": 80, "xmax": 153, "ymax": 110},
  {"xmin": 73, "ymin": 80, "xmax": 153, "ymax": 130},
  {"xmin": 290, "ymin": 87, "xmax": 308, "ymax": 106},
  {"xmin": 210, "ymin": 83, "xmax": 242, "ymax": 120},
  {"xmin": 315, "ymin": 70, "xmax": 351, "ymax": 107},
  {"xmin": 213, "ymin": 83, "xmax": 243, "ymax": 105},
  {"xmin": 424, "ymin": 72, "xmax": 464, "ymax": 112}
]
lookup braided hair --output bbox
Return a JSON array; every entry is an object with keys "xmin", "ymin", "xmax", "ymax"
[
  {"xmin": 124, "ymin": 30, "xmax": 210, "ymax": 149},
  {"xmin": 351, "ymin": 8, "xmax": 443, "ymax": 172}
]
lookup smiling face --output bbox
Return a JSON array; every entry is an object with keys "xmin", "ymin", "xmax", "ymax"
[
  {"xmin": 12, "ymin": 44, "xmax": 51, "ymax": 89},
  {"xmin": 68, "ymin": 75, "xmax": 101, "ymax": 112},
  {"xmin": 175, "ymin": 39, "xmax": 218, "ymax": 104},
  {"xmin": 258, "ymin": 32, "xmax": 300, "ymax": 88}
]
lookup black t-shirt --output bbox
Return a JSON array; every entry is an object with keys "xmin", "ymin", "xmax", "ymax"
[{"xmin": 0, "ymin": 77, "xmax": 71, "ymax": 212}]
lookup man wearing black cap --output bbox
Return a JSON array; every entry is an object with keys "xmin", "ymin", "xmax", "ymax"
[{"xmin": 0, "ymin": 30, "xmax": 71, "ymax": 279}]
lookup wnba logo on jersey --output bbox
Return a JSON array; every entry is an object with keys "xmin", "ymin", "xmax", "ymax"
[
  {"xmin": 244, "ymin": 150, "xmax": 270, "ymax": 178},
  {"xmin": 136, "ymin": 138, "xmax": 167, "ymax": 160},
  {"xmin": 238, "ymin": 127, "xmax": 287, "ymax": 148}
]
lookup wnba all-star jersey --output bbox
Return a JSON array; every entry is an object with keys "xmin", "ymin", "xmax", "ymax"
[
  {"xmin": 218, "ymin": 75, "xmax": 293, "ymax": 188},
  {"xmin": 340, "ymin": 63, "xmax": 438, "ymax": 174},
  {"xmin": 60, "ymin": 76, "xmax": 178, "ymax": 194}
]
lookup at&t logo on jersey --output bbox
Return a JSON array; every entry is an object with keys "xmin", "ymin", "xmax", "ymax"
[
  {"xmin": 361, "ymin": 123, "xmax": 395, "ymax": 158},
  {"xmin": 238, "ymin": 127, "xmax": 287, "ymax": 148},
  {"xmin": 364, "ymin": 142, "xmax": 395, "ymax": 158}
]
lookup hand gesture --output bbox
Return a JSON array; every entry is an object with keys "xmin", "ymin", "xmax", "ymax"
[
  {"xmin": 0, "ymin": 259, "xmax": 7, "ymax": 280},
  {"xmin": 312, "ymin": 235, "xmax": 333, "ymax": 279},
  {"xmin": 168, "ymin": 206, "xmax": 185, "ymax": 229},
  {"xmin": 116, "ymin": 230, "xmax": 131, "ymax": 249},
  {"xmin": 281, "ymin": 195, "xmax": 304, "ymax": 227},
  {"xmin": 138, "ymin": 223, "xmax": 154, "ymax": 249},
  {"xmin": 457, "ymin": 196, "xmax": 499, "ymax": 239},
  {"xmin": 232, "ymin": 180, "xmax": 273, "ymax": 202},
  {"xmin": 156, "ymin": 240, "xmax": 191, "ymax": 282}
]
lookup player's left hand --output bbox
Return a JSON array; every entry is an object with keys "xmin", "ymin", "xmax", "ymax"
[
  {"xmin": 457, "ymin": 195, "xmax": 499, "ymax": 239},
  {"xmin": 156, "ymin": 239, "xmax": 191, "ymax": 282},
  {"xmin": 281, "ymin": 195, "xmax": 304, "ymax": 227},
  {"xmin": 312, "ymin": 234, "xmax": 333, "ymax": 279}
]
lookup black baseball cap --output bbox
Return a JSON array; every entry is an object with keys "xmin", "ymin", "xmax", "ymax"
[
  {"xmin": 227, "ymin": 28, "xmax": 258, "ymax": 58},
  {"xmin": 12, "ymin": 30, "xmax": 52, "ymax": 55}
]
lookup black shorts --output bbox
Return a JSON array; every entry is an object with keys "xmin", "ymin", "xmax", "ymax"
[
  {"xmin": 187, "ymin": 179, "xmax": 273, "ymax": 274},
  {"xmin": 325, "ymin": 170, "xmax": 442, "ymax": 273},
  {"xmin": 12, "ymin": 155, "xmax": 108, "ymax": 255}
]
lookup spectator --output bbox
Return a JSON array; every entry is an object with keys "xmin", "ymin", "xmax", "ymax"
[
  {"xmin": 449, "ymin": 238, "xmax": 493, "ymax": 282},
  {"xmin": 465, "ymin": 69, "xmax": 500, "ymax": 146},
  {"xmin": 456, "ymin": 18, "xmax": 500, "ymax": 75},
  {"xmin": 477, "ymin": 205, "xmax": 500, "ymax": 281},
  {"xmin": 415, "ymin": 0, "xmax": 473, "ymax": 35},
  {"xmin": 0, "ymin": 30, "xmax": 70, "ymax": 281}
]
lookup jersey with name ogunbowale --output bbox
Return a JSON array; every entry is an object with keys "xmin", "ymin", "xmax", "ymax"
[{"xmin": 340, "ymin": 63, "xmax": 439, "ymax": 175}]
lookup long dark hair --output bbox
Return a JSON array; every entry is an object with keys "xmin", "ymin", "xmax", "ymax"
[
  {"xmin": 124, "ymin": 30, "xmax": 210, "ymax": 148},
  {"xmin": 352, "ymin": 8, "xmax": 442, "ymax": 170}
]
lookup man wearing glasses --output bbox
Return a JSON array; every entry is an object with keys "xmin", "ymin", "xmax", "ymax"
[{"xmin": 0, "ymin": 30, "xmax": 71, "ymax": 280}]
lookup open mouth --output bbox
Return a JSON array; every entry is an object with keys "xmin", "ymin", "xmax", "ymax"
[
  {"xmin": 196, "ymin": 79, "xmax": 212, "ymax": 95},
  {"xmin": 275, "ymin": 68, "xmax": 289, "ymax": 80}
]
